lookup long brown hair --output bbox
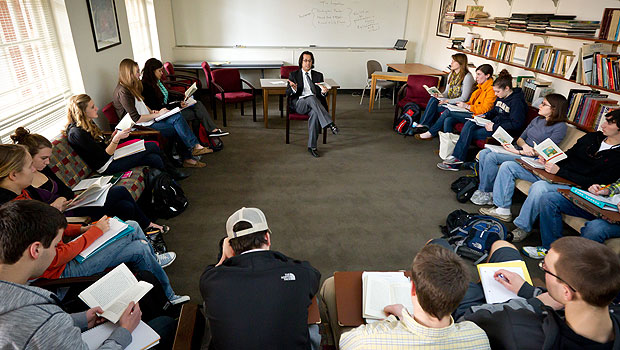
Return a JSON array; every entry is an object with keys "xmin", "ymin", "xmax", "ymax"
[
  {"xmin": 64, "ymin": 94, "xmax": 103, "ymax": 140},
  {"xmin": 543, "ymin": 93, "xmax": 568, "ymax": 126},
  {"xmin": 119, "ymin": 58, "xmax": 143, "ymax": 100},
  {"xmin": 451, "ymin": 53, "xmax": 469, "ymax": 86},
  {"xmin": 10, "ymin": 127, "xmax": 52, "ymax": 156},
  {"xmin": 0, "ymin": 144, "xmax": 29, "ymax": 182}
]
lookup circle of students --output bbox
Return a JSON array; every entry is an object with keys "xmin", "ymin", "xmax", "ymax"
[{"xmin": 1, "ymin": 53, "xmax": 620, "ymax": 349}]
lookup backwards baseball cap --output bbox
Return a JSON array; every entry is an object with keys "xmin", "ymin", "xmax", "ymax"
[{"xmin": 226, "ymin": 207, "xmax": 270, "ymax": 239}]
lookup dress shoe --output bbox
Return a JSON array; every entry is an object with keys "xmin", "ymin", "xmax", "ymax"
[
  {"xmin": 192, "ymin": 147, "xmax": 213, "ymax": 156},
  {"xmin": 329, "ymin": 123, "xmax": 339, "ymax": 135},
  {"xmin": 183, "ymin": 159, "xmax": 206, "ymax": 168},
  {"xmin": 308, "ymin": 148, "xmax": 320, "ymax": 157}
]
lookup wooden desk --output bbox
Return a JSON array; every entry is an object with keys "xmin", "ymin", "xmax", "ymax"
[
  {"xmin": 368, "ymin": 63, "xmax": 446, "ymax": 112},
  {"xmin": 260, "ymin": 78, "xmax": 340, "ymax": 128},
  {"xmin": 174, "ymin": 60, "xmax": 284, "ymax": 78},
  {"xmin": 308, "ymin": 295, "xmax": 321, "ymax": 324},
  {"xmin": 334, "ymin": 271, "xmax": 409, "ymax": 327},
  {"xmin": 558, "ymin": 189, "xmax": 620, "ymax": 224},
  {"xmin": 516, "ymin": 159, "xmax": 578, "ymax": 186}
]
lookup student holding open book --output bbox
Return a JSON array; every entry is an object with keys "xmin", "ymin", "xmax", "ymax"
[
  {"xmin": 113, "ymin": 58, "xmax": 210, "ymax": 168},
  {"xmin": 11, "ymin": 127, "xmax": 168, "ymax": 235},
  {"xmin": 414, "ymin": 53, "xmax": 475, "ymax": 132},
  {"xmin": 141, "ymin": 58, "xmax": 228, "ymax": 139},
  {"xmin": 415, "ymin": 64, "xmax": 496, "ymax": 140},
  {"xmin": 437, "ymin": 70, "xmax": 527, "ymax": 171},
  {"xmin": 469, "ymin": 94, "xmax": 568, "ymax": 205},
  {"xmin": 481, "ymin": 110, "xmax": 620, "ymax": 247}
]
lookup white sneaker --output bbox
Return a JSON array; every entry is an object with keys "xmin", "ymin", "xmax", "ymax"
[
  {"xmin": 522, "ymin": 246, "xmax": 547, "ymax": 259},
  {"xmin": 512, "ymin": 228, "xmax": 531, "ymax": 243},
  {"xmin": 471, "ymin": 191, "xmax": 493, "ymax": 206},
  {"xmin": 479, "ymin": 206, "xmax": 512, "ymax": 222},
  {"xmin": 170, "ymin": 295, "xmax": 190, "ymax": 305},
  {"xmin": 156, "ymin": 252, "xmax": 176, "ymax": 268}
]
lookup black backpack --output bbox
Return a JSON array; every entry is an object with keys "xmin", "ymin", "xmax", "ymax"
[
  {"xmin": 440, "ymin": 210, "xmax": 509, "ymax": 264},
  {"xmin": 450, "ymin": 163, "xmax": 480, "ymax": 203},
  {"xmin": 394, "ymin": 102, "xmax": 421, "ymax": 136},
  {"xmin": 144, "ymin": 168, "xmax": 188, "ymax": 219}
]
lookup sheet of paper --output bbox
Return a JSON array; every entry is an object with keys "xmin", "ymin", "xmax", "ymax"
[
  {"xmin": 362, "ymin": 272, "xmax": 410, "ymax": 320},
  {"xmin": 270, "ymin": 80, "xmax": 286, "ymax": 85},
  {"xmin": 154, "ymin": 107, "xmax": 181, "ymax": 122},
  {"xmin": 82, "ymin": 321, "xmax": 160, "ymax": 350},
  {"xmin": 534, "ymin": 138, "xmax": 567, "ymax": 164},
  {"xmin": 78, "ymin": 218, "xmax": 129, "ymax": 259},
  {"xmin": 479, "ymin": 265, "xmax": 528, "ymax": 304}
]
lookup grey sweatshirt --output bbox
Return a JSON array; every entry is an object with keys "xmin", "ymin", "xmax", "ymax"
[
  {"xmin": 0, "ymin": 280, "xmax": 131, "ymax": 349},
  {"xmin": 441, "ymin": 71, "xmax": 475, "ymax": 104},
  {"xmin": 520, "ymin": 117, "xmax": 567, "ymax": 147}
]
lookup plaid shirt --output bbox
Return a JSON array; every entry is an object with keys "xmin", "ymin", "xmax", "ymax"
[
  {"xmin": 608, "ymin": 178, "xmax": 620, "ymax": 197},
  {"xmin": 339, "ymin": 313, "xmax": 490, "ymax": 350}
]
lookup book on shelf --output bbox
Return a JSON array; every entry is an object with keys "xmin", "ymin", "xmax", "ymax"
[
  {"xmin": 82, "ymin": 321, "xmax": 159, "ymax": 350},
  {"xmin": 599, "ymin": 8, "xmax": 620, "ymax": 40},
  {"xmin": 78, "ymin": 263, "xmax": 153, "ymax": 323},
  {"xmin": 423, "ymin": 85, "xmax": 442, "ymax": 97},
  {"xmin": 464, "ymin": 5, "xmax": 484, "ymax": 23},
  {"xmin": 75, "ymin": 217, "xmax": 134, "ymax": 263},
  {"xmin": 491, "ymin": 126, "xmax": 513, "ymax": 145},
  {"xmin": 534, "ymin": 138, "xmax": 567, "ymax": 164},
  {"xmin": 362, "ymin": 272, "xmax": 413, "ymax": 321},
  {"xmin": 570, "ymin": 187, "xmax": 620, "ymax": 212},
  {"xmin": 113, "ymin": 139, "xmax": 146, "ymax": 160},
  {"xmin": 477, "ymin": 260, "xmax": 533, "ymax": 304}
]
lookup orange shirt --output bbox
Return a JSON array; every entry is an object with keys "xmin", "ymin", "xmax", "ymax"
[{"xmin": 467, "ymin": 78, "xmax": 496, "ymax": 115}]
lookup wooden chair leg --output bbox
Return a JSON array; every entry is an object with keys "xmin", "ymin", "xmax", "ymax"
[
  {"xmin": 240, "ymin": 102, "xmax": 245, "ymax": 116},
  {"xmin": 252, "ymin": 96, "xmax": 256, "ymax": 122},
  {"xmin": 279, "ymin": 96, "xmax": 283, "ymax": 118}
]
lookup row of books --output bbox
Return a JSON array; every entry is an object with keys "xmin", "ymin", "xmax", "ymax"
[
  {"xmin": 445, "ymin": 11, "xmax": 465, "ymax": 24},
  {"xmin": 566, "ymin": 89, "xmax": 619, "ymax": 130},
  {"xmin": 520, "ymin": 78, "xmax": 553, "ymax": 104},
  {"xmin": 590, "ymin": 52, "xmax": 620, "ymax": 90},
  {"xmin": 599, "ymin": 8, "xmax": 620, "ymax": 41},
  {"xmin": 469, "ymin": 38, "xmax": 522, "ymax": 62},
  {"xmin": 524, "ymin": 43, "xmax": 575, "ymax": 76}
]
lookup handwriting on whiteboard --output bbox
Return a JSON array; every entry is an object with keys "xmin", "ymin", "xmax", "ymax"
[{"xmin": 298, "ymin": 0, "xmax": 380, "ymax": 32}]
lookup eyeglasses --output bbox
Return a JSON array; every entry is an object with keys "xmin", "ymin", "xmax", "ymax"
[
  {"xmin": 540, "ymin": 101, "xmax": 551, "ymax": 107},
  {"xmin": 539, "ymin": 261, "xmax": 576, "ymax": 292},
  {"xmin": 302, "ymin": 59, "xmax": 313, "ymax": 63}
]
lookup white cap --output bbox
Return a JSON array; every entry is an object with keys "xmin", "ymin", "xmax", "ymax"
[{"xmin": 226, "ymin": 207, "xmax": 270, "ymax": 239}]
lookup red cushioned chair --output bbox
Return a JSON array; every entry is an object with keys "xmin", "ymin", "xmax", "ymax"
[
  {"xmin": 200, "ymin": 61, "xmax": 218, "ymax": 119},
  {"xmin": 101, "ymin": 102, "xmax": 163, "ymax": 145},
  {"xmin": 210, "ymin": 68, "xmax": 256, "ymax": 127},
  {"xmin": 162, "ymin": 62, "xmax": 201, "ymax": 94},
  {"xmin": 285, "ymin": 95, "xmax": 327, "ymax": 145},
  {"xmin": 393, "ymin": 75, "xmax": 441, "ymax": 128},
  {"xmin": 279, "ymin": 65, "xmax": 299, "ymax": 117}
]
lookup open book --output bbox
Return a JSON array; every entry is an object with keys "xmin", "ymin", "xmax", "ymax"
[
  {"xmin": 571, "ymin": 187, "xmax": 620, "ymax": 212},
  {"xmin": 484, "ymin": 144, "xmax": 516, "ymax": 156},
  {"xmin": 533, "ymin": 138, "xmax": 567, "ymax": 164},
  {"xmin": 184, "ymin": 82, "xmax": 198, "ymax": 102},
  {"xmin": 75, "ymin": 217, "xmax": 134, "ymax": 263},
  {"xmin": 444, "ymin": 103, "xmax": 472, "ymax": 114},
  {"xmin": 79, "ymin": 263, "xmax": 153, "ymax": 323},
  {"xmin": 154, "ymin": 107, "xmax": 181, "ymax": 122},
  {"xmin": 115, "ymin": 114, "xmax": 136, "ymax": 131},
  {"xmin": 66, "ymin": 183, "xmax": 112, "ymax": 210},
  {"xmin": 315, "ymin": 81, "xmax": 331, "ymax": 90},
  {"xmin": 82, "ymin": 321, "xmax": 159, "ymax": 350},
  {"xmin": 520, "ymin": 156, "xmax": 545, "ymax": 169},
  {"xmin": 477, "ymin": 260, "xmax": 533, "ymax": 304},
  {"xmin": 114, "ymin": 140, "xmax": 146, "ymax": 160},
  {"xmin": 72, "ymin": 176, "xmax": 113, "ymax": 192},
  {"xmin": 362, "ymin": 272, "xmax": 413, "ymax": 321},
  {"xmin": 423, "ymin": 84, "xmax": 443, "ymax": 97},
  {"xmin": 491, "ymin": 126, "xmax": 513, "ymax": 145},
  {"xmin": 466, "ymin": 115, "xmax": 492, "ymax": 126}
]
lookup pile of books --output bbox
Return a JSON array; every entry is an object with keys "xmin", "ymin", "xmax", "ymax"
[
  {"xmin": 526, "ymin": 14, "xmax": 557, "ymax": 33},
  {"xmin": 599, "ymin": 8, "xmax": 620, "ymax": 41},
  {"xmin": 494, "ymin": 17, "xmax": 510, "ymax": 31},
  {"xmin": 521, "ymin": 78, "xmax": 553, "ymax": 104},
  {"xmin": 508, "ymin": 14, "xmax": 529, "ymax": 31},
  {"xmin": 567, "ymin": 89, "xmax": 619, "ymax": 130},
  {"xmin": 546, "ymin": 20, "xmax": 601, "ymax": 37},
  {"xmin": 509, "ymin": 14, "xmax": 581, "ymax": 34},
  {"xmin": 524, "ymin": 43, "xmax": 575, "ymax": 75},
  {"xmin": 470, "ymin": 38, "xmax": 521, "ymax": 62},
  {"xmin": 476, "ymin": 18, "xmax": 496, "ymax": 27},
  {"xmin": 445, "ymin": 11, "xmax": 465, "ymax": 23}
]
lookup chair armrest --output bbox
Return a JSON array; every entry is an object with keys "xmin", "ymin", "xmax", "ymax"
[
  {"xmin": 173, "ymin": 303, "xmax": 206, "ymax": 350},
  {"xmin": 31, "ymin": 275, "xmax": 101, "ymax": 289},
  {"xmin": 212, "ymin": 81, "xmax": 225, "ymax": 93},
  {"xmin": 163, "ymin": 80, "xmax": 191, "ymax": 89},
  {"xmin": 240, "ymin": 78, "xmax": 256, "ymax": 92},
  {"xmin": 67, "ymin": 216, "xmax": 92, "ymax": 225},
  {"xmin": 396, "ymin": 84, "xmax": 407, "ymax": 103},
  {"xmin": 172, "ymin": 69, "xmax": 199, "ymax": 77},
  {"xmin": 167, "ymin": 73, "xmax": 198, "ymax": 81}
]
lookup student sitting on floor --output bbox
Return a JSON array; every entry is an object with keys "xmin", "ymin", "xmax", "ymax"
[
  {"xmin": 0, "ymin": 144, "xmax": 188, "ymax": 305},
  {"xmin": 480, "ymin": 110, "xmax": 620, "ymax": 249},
  {"xmin": 413, "ymin": 53, "xmax": 475, "ymax": 131},
  {"xmin": 11, "ymin": 127, "xmax": 167, "ymax": 235},
  {"xmin": 141, "ymin": 58, "xmax": 228, "ymax": 139},
  {"xmin": 470, "ymin": 93, "xmax": 568, "ymax": 205},
  {"xmin": 332, "ymin": 244, "xmax": 490, "ymax": 350},
  {"xmin": 457, "ymin": 237, "xmax": 620, "ymax": 350},
  {"xmin": 415, "ymin": 64, "xmax": 496, "ymax": 140},
  {"xmin": 437, "ymin": 70, "xmax": 527, "ymax": 171},
  {"xmin": 113, "ymin": 58, "xmax": 210, "ymax": 168},
  {"xmin": 522, "ymin": 178, "xmax": 620, "ymax": 258}
]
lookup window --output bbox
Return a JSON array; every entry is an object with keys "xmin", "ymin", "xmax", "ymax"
[
  {"xmin": 0, "ymin": 0, "xmax": 71, "ymax": 143},
  {"xmin": 125, "ymin": 0, "xmax": 159, "ymax": 67}
]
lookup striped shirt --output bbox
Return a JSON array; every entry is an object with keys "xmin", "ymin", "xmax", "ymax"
[
  {"xmin": 339, "ymin": 313, "xmax": 490, "ymax": 350},
  {"xmin": 608, "ymin": 178, "xmax": 620, "ymax": 197}
]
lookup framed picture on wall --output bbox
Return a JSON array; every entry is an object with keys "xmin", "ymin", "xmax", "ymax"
[
  {"xmin": 436, "ymin": 0, "xmax": 456, "ymax": 38},
  {"xmin": 86, "ymin": 0, "xmax": 122, "ymax": 52}
]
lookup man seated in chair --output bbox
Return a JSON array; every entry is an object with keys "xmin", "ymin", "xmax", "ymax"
[{"xmin": 286, "ymin": 51, "xmax": 339, "ymax": 158}]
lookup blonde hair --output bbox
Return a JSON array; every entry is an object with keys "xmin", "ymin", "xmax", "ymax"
[
  {"xmin": 64, "ymin": 94, "xmax": 103, "ymax": 140},
  {"xmin": 118, "ymin": 58, "xmax": 143, "ymax": 100},
  {"xmin": 0, "ymin": 144, "xmax": 29, "ymax": 182}
]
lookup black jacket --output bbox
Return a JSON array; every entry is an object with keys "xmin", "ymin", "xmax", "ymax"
[
  {"xmin": 65, "ymin": 124, "xmax": 110, "ymax": 171},
  {"xmin": 0, "ymin": 187, "xmax": 18, "ymax": 205},
  {"xmin": 286, "ymin": 69, "xmax": 328, "ymax": 112},
  {"xmin": 556, "ymin": 131, "xmax": 620, "ymax": 188},
  {"xmin": 199, "ymin": 250, "xmax": 320, "ymax": 350},
  {"xmin": 484, "ymin": 87, "xmax": 527, "ymax": 133},
  {"xmin": 141, "ymin": 81, "xmax": 183, "ymax": 111}
]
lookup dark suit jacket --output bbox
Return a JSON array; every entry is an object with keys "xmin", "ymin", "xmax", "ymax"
[{"xmin": 286, "ymin": 69, "xmax": 328, "ymax": 112}]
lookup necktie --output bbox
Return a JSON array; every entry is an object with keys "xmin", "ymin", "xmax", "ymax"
[{"xmin": 306, "ymin": 72, "xmax": 312, "ymax": 93}]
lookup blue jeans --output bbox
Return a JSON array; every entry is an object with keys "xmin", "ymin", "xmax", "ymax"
[
  {"xmin": 428, "ymin": 110, "xmax": 472, "ymax": 136},
  {"xmin": 478, "ymin": 149, "xmax": 521, "ymax": 192},
  {"xmin": 452, "ymin": 122, "xmax": 492, "ymax": 161},
  {"xmin": 539, "ymin": 192, "xmax": 620, "ymax": 248},
  {"xmin": 61, "ymin": 221, "xmax": 175, "ymax": 299},
  {"xmin": 149, "ymin": 112, "xmax": 199, "ymax": 160},
  {"xmin": 419, "ymin": 97, "xmax": 447, "ymax": 127},
  {"xmin": 492, "ymin": 161, "xmax": 540, "ymax": 209},
  {"xmin": 513, "ymin": 181, "xmax": 571, "ymax": 232},
  {"xmin": 103, "ymin": 141, "xmax": 164, "ymax": 174}
]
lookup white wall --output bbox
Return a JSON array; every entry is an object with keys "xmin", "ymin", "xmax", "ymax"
[{"xmin": 412, "ymin": 0, "xmax": 620, "ymax": 99}]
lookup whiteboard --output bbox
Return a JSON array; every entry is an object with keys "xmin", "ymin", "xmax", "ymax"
[{"xmin": 171, "ymin": 0, "xmax": 408, "ymax": 48}]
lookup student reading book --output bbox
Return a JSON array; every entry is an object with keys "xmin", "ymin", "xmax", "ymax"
[
  {"xmin": 82, "ymin": 320, "xmax": 160, "ymax": 350},
  {"xmin": 361, "ymin": 272, "xmax": 413, "ymax": 321}
]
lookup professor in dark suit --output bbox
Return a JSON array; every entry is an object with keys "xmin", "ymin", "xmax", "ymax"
[{"xmin": 286, "ymin": 51, "xmax": 339, "ymax": 157}]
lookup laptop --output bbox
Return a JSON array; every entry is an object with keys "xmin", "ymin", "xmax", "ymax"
[{"xmin": 394, "ymin": 39, "xmax": 408, "ymax": 50}]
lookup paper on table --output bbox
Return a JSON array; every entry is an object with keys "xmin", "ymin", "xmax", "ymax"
[
  {"xmin": 270, "ymin": 81, "xmax": 287, "ymax": 85},
  {"xmin": 477, "ymin": 260, "xmax": 532, "ymax": 304},
  {"xmin": 82, "ymin": 321, "xmax": 159, "ymax": 350}
]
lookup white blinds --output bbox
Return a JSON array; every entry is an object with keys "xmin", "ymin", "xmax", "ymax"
[{"xmin": 0, "ymin": 0, "xmax": 70, "ymax": 143}]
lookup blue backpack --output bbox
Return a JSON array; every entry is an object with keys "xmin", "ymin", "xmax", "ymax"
[
  {"xmin": 394, "ymin": 102, "xmax": 421, "ymax": 136},
  {"xmin": 442, "ymin": 210, "xmax": 509, "ymax": 264}
]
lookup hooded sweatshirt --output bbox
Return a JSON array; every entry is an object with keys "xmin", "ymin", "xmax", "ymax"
[
  {"xmin": 0, "ymin": 280, "xmax": 130, "ymax": 349},
  {"xmin": 482, "ymin": 87, "xmax": 527, "ymax": 133}
]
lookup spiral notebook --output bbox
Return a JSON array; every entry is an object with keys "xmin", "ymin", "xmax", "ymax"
[{"xmin": 81, "ymin": 321, "xmax": 159, "ymax": 350}]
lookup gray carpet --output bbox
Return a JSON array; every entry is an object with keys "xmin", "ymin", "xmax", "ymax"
[{"xmin": 161, "ymin": 93, "xmax": 543, "ymax": 302}]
